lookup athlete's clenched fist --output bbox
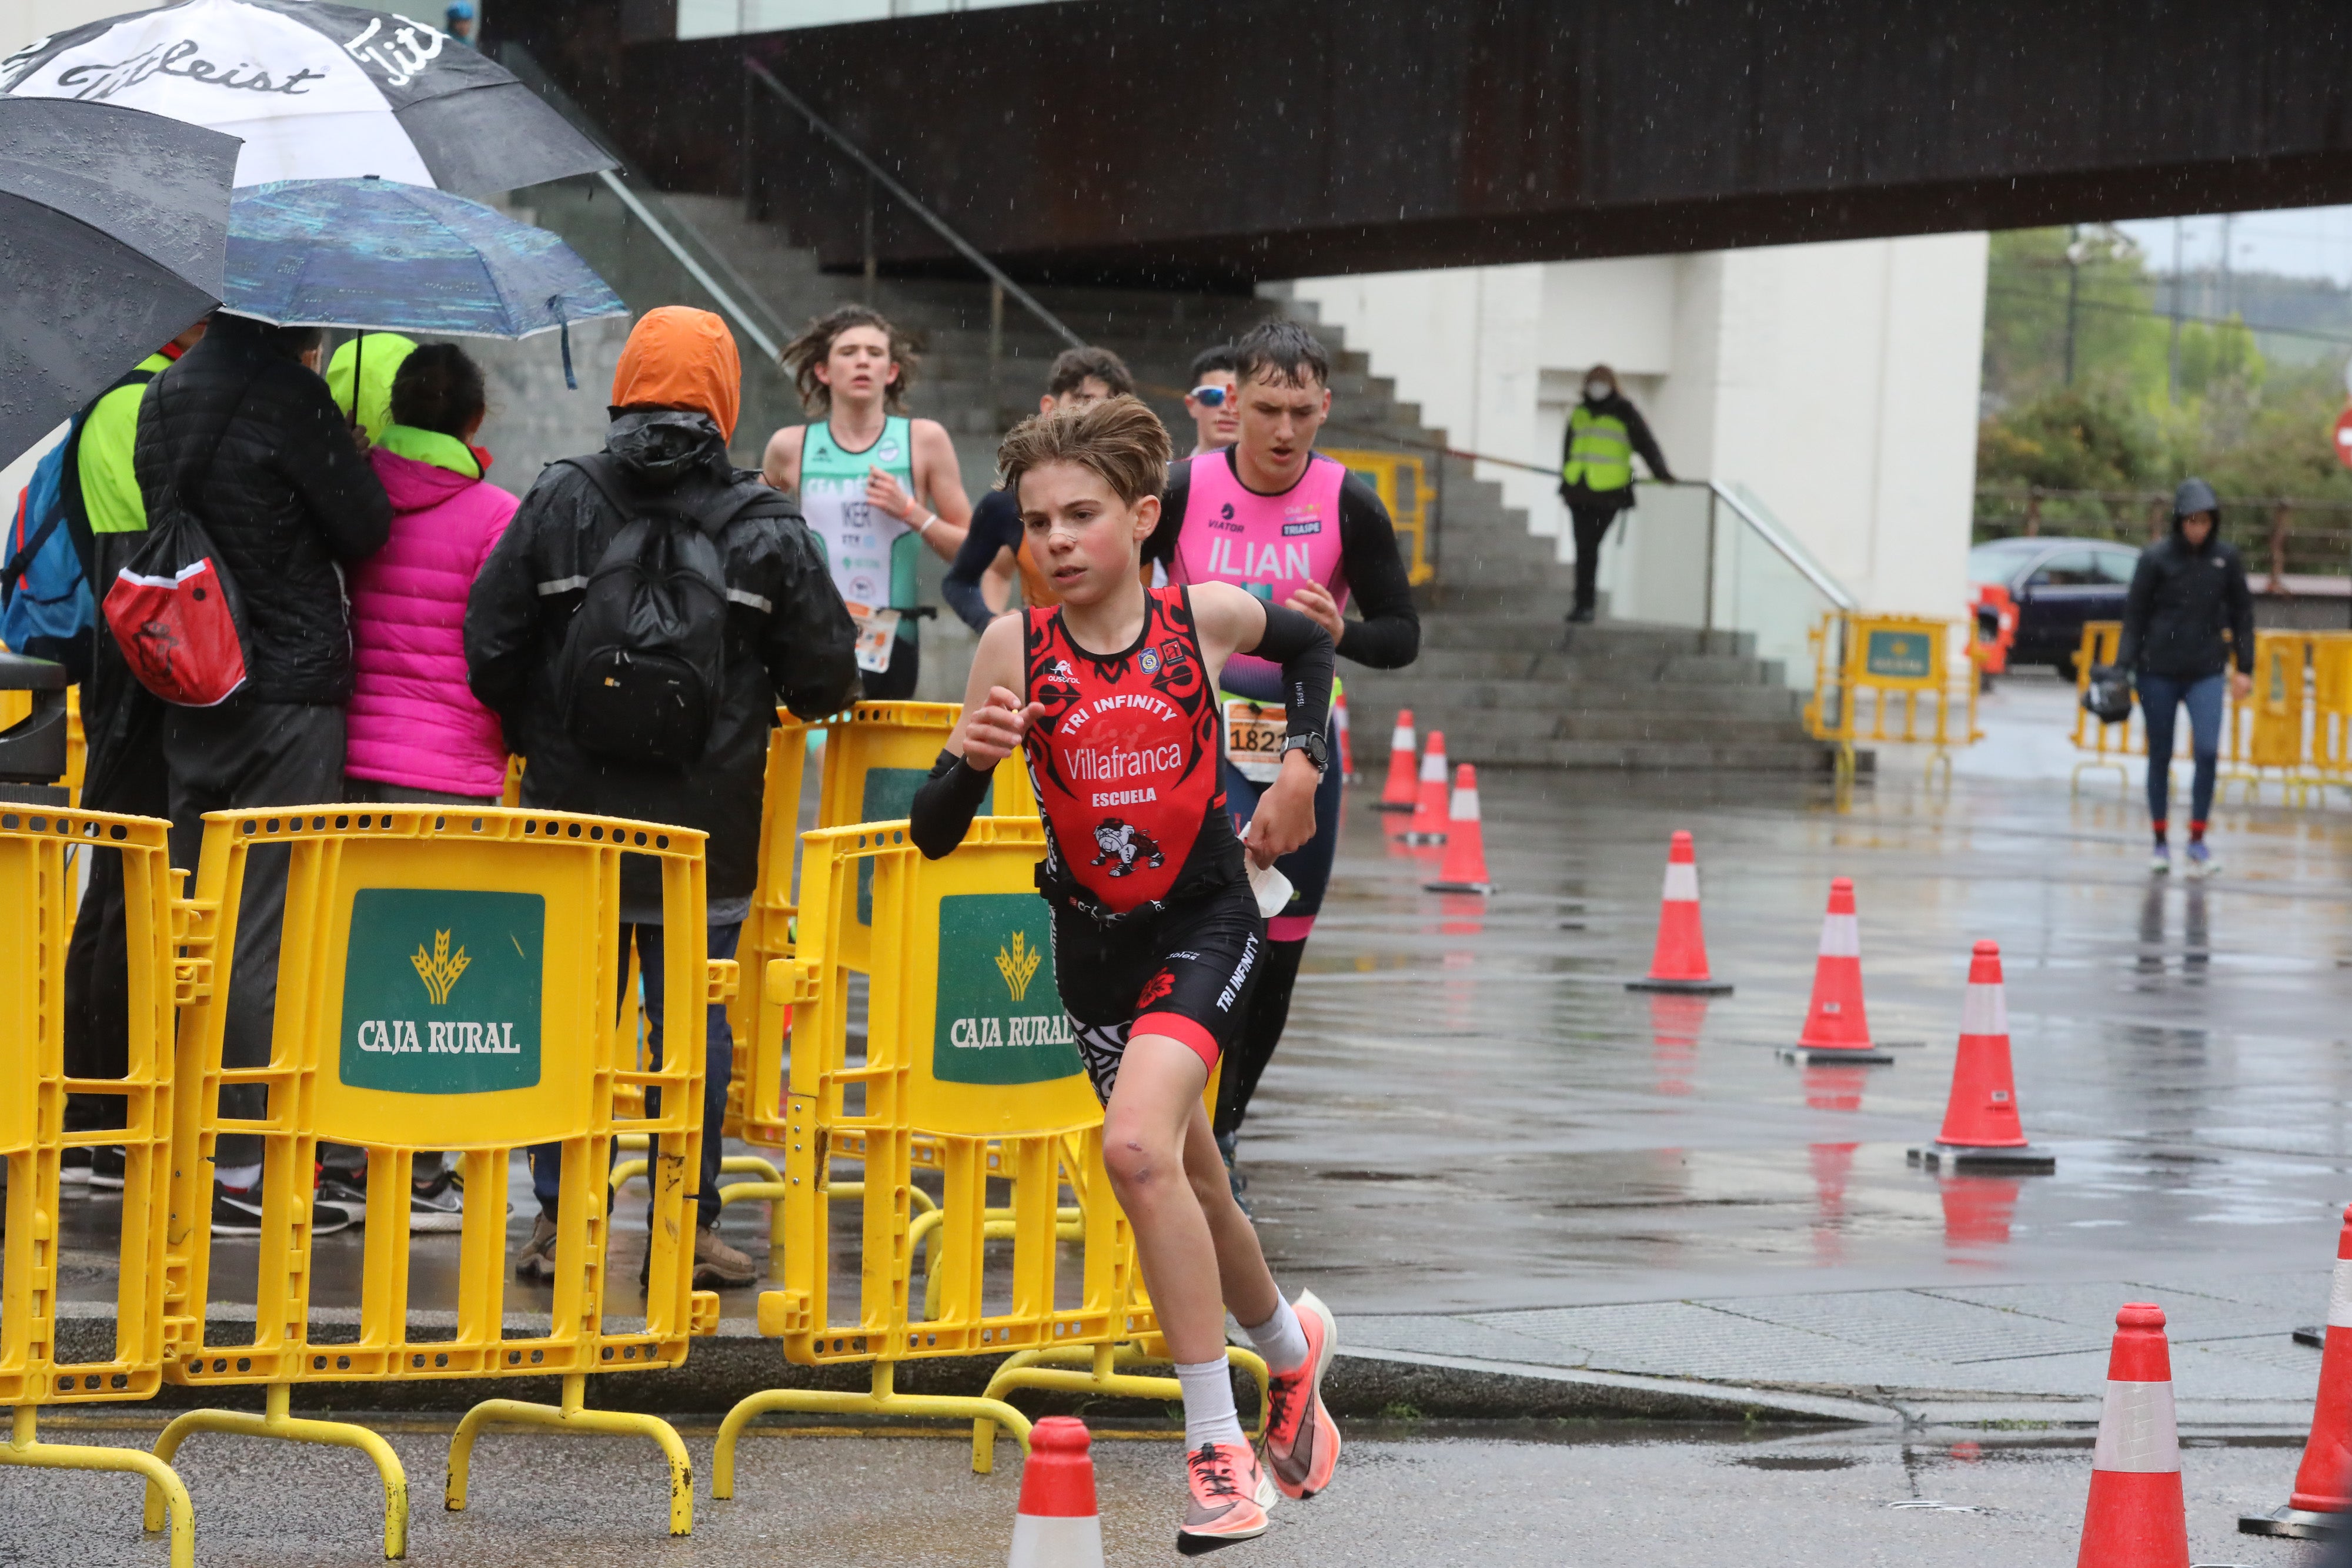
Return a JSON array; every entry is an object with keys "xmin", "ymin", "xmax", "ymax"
[{"xmin": 960, "ymin": 685, "xmax": 1042, "ymax": 768}]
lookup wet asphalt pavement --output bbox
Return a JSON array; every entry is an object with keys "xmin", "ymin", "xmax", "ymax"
[
  {"xmin": 0, "ymin": 1420, "xmax": 2326, "ymax": 1568},
  {"xmin": 15, "ymin": 671, "xmax": 2352, "ymax": 1558}
]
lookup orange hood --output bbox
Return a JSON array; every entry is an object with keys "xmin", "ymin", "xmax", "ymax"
[{"xmin": 610, "ymin": 307, "xmax": 741, "ymax": 442}]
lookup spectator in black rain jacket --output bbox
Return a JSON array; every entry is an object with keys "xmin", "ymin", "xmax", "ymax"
[
  {"xmin": 466, "ymin": 306, "xmax": 858, "ymax": 1290},
  {"xmin": 2115, "ymin": 476, "xmax": 2254, "ymax": 878},
  {"xmin": 132, "ymin": 310, "xmax": 393, "ymax": 1235}
]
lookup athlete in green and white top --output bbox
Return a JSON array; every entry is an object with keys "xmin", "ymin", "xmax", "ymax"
[{"xmin": 765, "ymin": 306, "xmax": 973, "ymax": 700}]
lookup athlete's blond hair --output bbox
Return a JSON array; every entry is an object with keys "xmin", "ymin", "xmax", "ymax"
[{"xmin": 996, "ymin": 393, "xmax": 1171, "ymax": 508}]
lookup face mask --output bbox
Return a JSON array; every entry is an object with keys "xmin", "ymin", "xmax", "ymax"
[{"xmin": 1585, "ymin": 380, "xmax": 1612, "ymax": 401}]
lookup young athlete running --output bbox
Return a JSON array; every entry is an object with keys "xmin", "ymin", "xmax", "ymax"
[
  {"xmin": 1183, "ymin": 343, "xmax": 1242, "ymax": 457},
  {"xmin": 941, "ymin": 344, "xmax": 1135, "ymax": 632},
  {"xmin": 911, "ymin": 395, "xmax": 1342, "ymax": 1554},
  {"xmin": 1148, "ymin": 322, "xmax": 1419, "ymax": 1174},
  {"xmin": 766, "ymin": 305, "xmax": 973, "ymax": 698}
]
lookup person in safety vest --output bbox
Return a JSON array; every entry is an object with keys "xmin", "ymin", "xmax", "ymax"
[{"xmin": 1558, "ymin": 363, "xmax": 1673, "ymax": 623}]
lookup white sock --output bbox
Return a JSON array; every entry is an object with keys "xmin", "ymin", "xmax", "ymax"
[
  {"xmin": 1176, "ymin": 1358, "xmax": 1248, "ymax": 1450},
  {"xmin": 216, "ymin": 1163, "xmax": 262, "ymax": 1191},
  {"xmin": 1239, "ymin": 1296, "xmax": 1309, "ymax": 1377}
]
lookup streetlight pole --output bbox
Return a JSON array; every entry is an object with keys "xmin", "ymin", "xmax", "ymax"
[{"xmin": 2063, "ymin": 223, "xmax": 2082, "ymax": 387}]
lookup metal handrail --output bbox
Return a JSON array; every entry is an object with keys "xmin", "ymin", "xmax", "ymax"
[
  {"xmin": 744, "ymin": 56, "xmax": 1085, "ymax": 353},
  {"xmin": 499, "ymin": 41, "xmax": 789, "ymax": 361},
  {"xmin": 1700, "ymin": 480, "xmax": 1856, "ymax": 612}
]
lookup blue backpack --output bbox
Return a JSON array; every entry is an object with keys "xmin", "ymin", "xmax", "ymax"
[{"xmin": 2, "ymin": 366, "xmax": 156, "ymax": 681}]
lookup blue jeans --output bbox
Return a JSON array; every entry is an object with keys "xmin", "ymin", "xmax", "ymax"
[
  {"xmin": 528, "ymin": 921, "xmax": 740, "ymax": 1228},
  {"xmin": 2138, "ymin": 673, "xmax": 2226, "ymax": 828}
]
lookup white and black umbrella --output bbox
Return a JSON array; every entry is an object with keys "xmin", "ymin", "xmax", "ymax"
[{"xmin": 0, "ymin": 0, "xmax": 614, "ymax": 192}]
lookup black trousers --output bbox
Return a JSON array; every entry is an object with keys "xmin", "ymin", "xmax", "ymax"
[
  {"xmin": 62, "ymin": 662, "xmax": 169, "ymax": 1135},
  {"xmin": 163, "ymin": 700, "xmax": 346, "ymax": 1171},
  {"xmin": 1569, "ymin": 502, "xmax": 1627, "ymax": 614}
]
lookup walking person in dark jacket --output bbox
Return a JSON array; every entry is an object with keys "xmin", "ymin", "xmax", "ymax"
[
  {"xmin": 133, "ymin": 311, "xmax": 393, "ymax": 1235},
  {"xmin": 1559, "ymin": 365, "xmax": 1673, "ymax": 623},
  {"xmin": 2116, "ymin": 477, "xmax": 2255, "ymax": 877},
  {"xmin": 466, "ymin": 306, "xmax": 859, "ymax": 1289}
]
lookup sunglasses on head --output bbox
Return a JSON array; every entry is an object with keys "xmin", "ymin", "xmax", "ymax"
[{"xmin": 1189, "ymin": 385, "xmax": 1234, "ymax": 407}]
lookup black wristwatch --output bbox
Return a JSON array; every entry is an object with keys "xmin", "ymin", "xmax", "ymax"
[{"xmin": 1281, "ymin": 731, "xmax": 1330, "ymax": 774}]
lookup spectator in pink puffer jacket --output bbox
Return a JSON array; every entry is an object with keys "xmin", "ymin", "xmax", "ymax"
[{"xmin": 346, "ymin": 343, "xmax": 516, "ymax": 806}]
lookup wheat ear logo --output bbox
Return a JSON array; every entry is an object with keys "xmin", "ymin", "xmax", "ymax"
[
  {"xmin": 995, "ymin": 931, "xmax": 1041, "ymax": 1002},
  {"xmin": 411, "ymin": 930, "xmax": 470, "ymax": 1006}
]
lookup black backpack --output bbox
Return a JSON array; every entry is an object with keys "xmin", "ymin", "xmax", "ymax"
[{"xmin": 551, "ymin": 454, "xmax": 779, "ymax": 769}]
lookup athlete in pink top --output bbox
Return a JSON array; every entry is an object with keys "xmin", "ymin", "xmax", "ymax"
[{"xmin": 1145, "ymin": 320, "xmax": 1419, "ymax": 1173}]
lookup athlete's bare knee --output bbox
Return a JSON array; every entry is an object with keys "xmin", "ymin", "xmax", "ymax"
[{"xmin": 1102, "ymin": 1119, "xmax": 1176, "ymax": 1193}]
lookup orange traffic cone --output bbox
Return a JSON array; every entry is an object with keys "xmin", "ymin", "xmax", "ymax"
[
  {"xmin": 1008, "ymin": 1416, "xmax": 1104, "ymax": 1568},
  {"xmin": 2242, "ymin": 1203, "xmax": 2352, "ymax": 1538},
  {"xmin": 1782, "ymin": 878, "xmax": 1892, "ymax": 1065},
  {"xmin": 1377, "ymin": 707, "xmax": 1418, "ymax": 812},
  {"xmin": 1402, "ymin": 730, "xmax": 1450, "ymax": 843},
  {"xmin": 1424, "ymin": 764, "xmax": 1493, "ymax": 892},
  {"xmin": 1907, "ymin": 940, "xmax": 2054, "ymax": 1173},
  {"xmin": 1626, "ymin": 831, "xmax": 1733, "ymax": 994},
  {"xmin": 1334, "ymin": 685, "xmax": 1357, "ymax": 781},
  {"xmin": 2077, "ymin": 1303, "xmax": 2189, "ymax": 1568}
]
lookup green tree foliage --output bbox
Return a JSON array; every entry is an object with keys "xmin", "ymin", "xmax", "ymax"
[{"xmin": 1979, "ymin": 225, "xmax": 2352, "ymax": 526}]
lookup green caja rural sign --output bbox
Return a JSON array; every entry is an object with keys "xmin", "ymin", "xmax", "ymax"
[
  {"xmin": 931, "ymin": 892, "xmax": 1080, "ymax": 1086},
  {"xmin": 1863, "ymin": 628, "xmax": 1936, "ymax": 681},
  {"xmin": 340, "ymin": 888, "xmax": 544, "ymax": 1095}
]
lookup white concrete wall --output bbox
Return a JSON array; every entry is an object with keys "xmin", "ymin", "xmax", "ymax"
[{"xmin": 1289, "ymin": 233, "xmax": 1990, "ymax": 622}]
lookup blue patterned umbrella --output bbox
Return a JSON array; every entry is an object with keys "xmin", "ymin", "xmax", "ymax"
[{"xmin": 223, "ymin": 175, "xmax": 624, "ymax": 384}]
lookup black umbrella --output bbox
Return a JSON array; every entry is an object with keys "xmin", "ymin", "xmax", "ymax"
[{"xmin": 0, "ymin": 96, "xmax": 237, "ymax": 463}]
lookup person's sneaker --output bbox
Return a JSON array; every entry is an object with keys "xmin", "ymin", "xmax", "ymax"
[
  {"xmin": 1176, "ymin": 1440, "xmax": 1275, "ymax": 1556},
  {"xmin": 213, "ymin": 1182, "xmax": 353, "ymax": 1238},
  {"xmin": 692, "ymin": 1225, "xmax": 759, "ymax": 1288},
  {"xmin": 89, "ymin": 1146, "xmax": 127, "ymax": 1191},
  {"xmin": 317, "ymin": 1172, "xmax": 369, "ymax": 1221},
  {"xmin": 2149, "ymin": 842, "xmax": 2172, "ymax": 874},
  {"xmin": 1217, "ymin": 1129, "xmax": 1249, "ymax": 1202},
  {"xmin": 514, "ymin": 1213, "xmax": 559, "ymax": 1283},
  {"xmin": 1260, "ymin": 1290, "xmax": 1342, "ymax": 1500},
  {"xmin": 407, "ymin": 1167, "xmax": 465, "ymax": 1233},
  {"xmin": 2186, "ymin": 840, "xmax": 2219, "ymax": 878},
  {"xmin": 1565, "ymin": 605, "xmax": 1596, "ymax": 624},
  {"xmin": 59, "ymin": 1147, "xmax": 92, "ymax": 1185}
]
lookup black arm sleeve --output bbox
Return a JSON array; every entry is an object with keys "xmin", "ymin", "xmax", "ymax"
[
  {"xmin": 2226, "ymin": 549, "xmax": 2256, "ymax": 674},
  {"xmin": 2114, "ymin": 551, "xmax": 2157, "ymax": 671},
  {"xmin": 1251, "ymin": 602, "xmax": 1334, "ymax": 752},
  {"xmin": 911, "ymin": 747, "xmax": 995, "ymax": 858},
  {"xmin": 1622, "ymin": 402, "xmax": 1674, "ymax": 483},
  {"xmin": 1143, "ymin": 456, "xmax": 1193, "ymax": 570},
  {"xmin": 1334, "ymin": 474, "xmax": 1420, "ymax": 669},
  {"xmin": 943, "ymin": 489, "xmax": 1020, "ymax": 633}
]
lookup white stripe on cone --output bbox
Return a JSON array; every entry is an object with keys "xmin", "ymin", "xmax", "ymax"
[
  {"xmin": 1959, "ymin": 981, "xmax": 2008, "ymax": 1037},
  {"xmin": 1008, "ymin": 1514, "xmax": 1105, "ymax": 1568},
  {"xmin": 2090, "ymin": 1381, "xmax": 2181, "ymax": 1474},
  {"xmin": 2328, "ymin": 1258, "xmax": 2352, "ymax": 1330},
  {"xmin": 1816, "ymin": 912, "xmax": 1860, "ymax": 958},
  {"xmin": 1390, "ymin": 724, "xmax": 1414, "ymax": 750},
  {"xmin": 1662, "ymin": 862, "xmax": 1699, "ymax": 902},
  {"xmin": 1418, "ymin": 751, "xmax": 1446, "ymax": 781},
  {"xmin": 1449, "ymin": 784, "xmax": 1480, "ymax": 820}
]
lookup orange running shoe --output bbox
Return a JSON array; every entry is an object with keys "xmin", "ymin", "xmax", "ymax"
[
  {"xmin": 1175, "ymin": 1439, "xmax": 1275, "ymax": 1556},
  {"xmin": 1260, "ymin": 1290, "xmax": 1341, "ymax": 1499}
]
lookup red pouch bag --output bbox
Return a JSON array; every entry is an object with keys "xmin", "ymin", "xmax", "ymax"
[{"xmin": 103, "ymin": 513, "xmax": 250, "ymax": 706}]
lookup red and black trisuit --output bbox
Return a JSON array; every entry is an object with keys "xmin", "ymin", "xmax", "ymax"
[{"xmin": 1023, "ymin": 586, "xmax": 1261, "ymax": 1103}]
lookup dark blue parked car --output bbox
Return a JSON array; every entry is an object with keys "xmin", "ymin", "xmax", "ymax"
[{"xmin": 1969, "ymin": 535, "xmax": 2144, "ymax": 681}]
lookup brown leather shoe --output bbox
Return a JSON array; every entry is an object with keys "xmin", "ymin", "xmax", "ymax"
[
  {"xmin": 692, "ymin": 1224, "xmax": 758, "ymax": 1288},
  {"xmin": 513, "ymin": 1214, "xmax": 559, "ymax": 1284}
]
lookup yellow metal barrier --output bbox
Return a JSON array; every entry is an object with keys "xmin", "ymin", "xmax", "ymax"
[
  {"xmin": 713, "ymin": 817, "xmax": 1258, "ymax": 1492},
  {"xmin": 0, "ymin": 807, "xmax": 195, "ymax": 1566},
  {"xmin": 157, "ymin": 805, "xmax": 727, "ymax": 1550},
  {"xmin": 2313, "ymin": 633, "xmax": 2352, "ymax": 780},
  {"xmin": 1804, "ymin": 612, "xmax": 1980, "ymax": 783},
  {"xmin": 1324, "ymin": 447, "xmax": 1435, "ymax": 586}
]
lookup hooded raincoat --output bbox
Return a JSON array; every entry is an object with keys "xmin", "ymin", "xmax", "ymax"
[
  {"xmin": 2116, "ymin": 477, "xmax": 2255, "ymax": 681},
  {"xmin": 463, "ymin": 309, "xmax": 858, "ymax": 920}
]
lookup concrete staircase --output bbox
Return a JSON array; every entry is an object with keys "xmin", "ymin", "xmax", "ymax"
[{"xmin": 488, "ymin": 178, "xmax": 1830, "ymax": 769}]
